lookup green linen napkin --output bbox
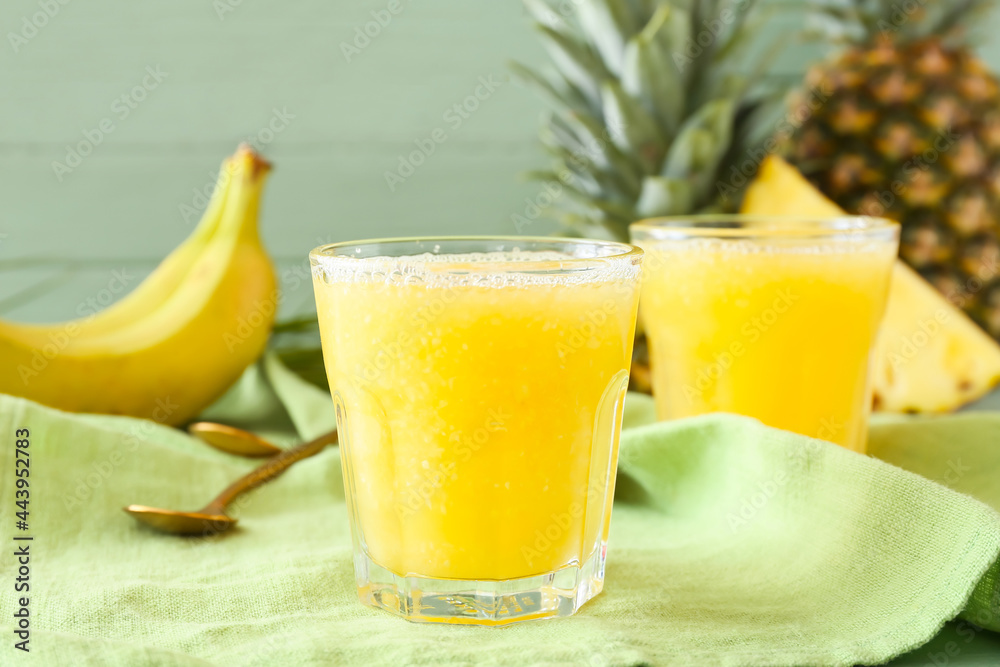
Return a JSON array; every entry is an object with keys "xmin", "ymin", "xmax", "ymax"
[
  {"xmin": 868, "ymin": 414, "xmax": 1000, "ymax": 634},
  {"xmin": 1, "ymin": 390, "xmax": 999, "ymax": 666}
]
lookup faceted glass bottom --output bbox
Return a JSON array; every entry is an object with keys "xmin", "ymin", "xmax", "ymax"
[{"xmin": 355, "ymin": 543, "xmax": 608, "ymax": 626}]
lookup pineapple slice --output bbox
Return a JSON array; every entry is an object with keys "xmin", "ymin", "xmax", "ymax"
[{"xmin": 742, "ymin": 156, "xmax": 1000, "ymax": 412}]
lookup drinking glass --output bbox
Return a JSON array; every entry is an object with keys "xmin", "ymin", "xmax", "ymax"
[
  {"xmin": 630, "ymin": 216, "xmax": 899, "ymax": 453},
  {"xmin": 310, "ymin": 236, "xmax": 642, "ymax": 625}
]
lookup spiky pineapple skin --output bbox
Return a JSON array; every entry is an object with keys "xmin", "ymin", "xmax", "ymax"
[{"xmin": 786, "ymin": 37, "xmax": 1000, "ymax": 339}]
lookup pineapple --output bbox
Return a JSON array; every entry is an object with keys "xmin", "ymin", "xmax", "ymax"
[
  {"xmin": 785, "ymin": 0, "xmax": 1000, "ymax": 340},
  {"xmin": 743, "ymin": 156, "xmax": 1000, "ymax": 412},
  {"xmin": 513, "ymin": 0, "xmax": 785, "ymax": 390}
]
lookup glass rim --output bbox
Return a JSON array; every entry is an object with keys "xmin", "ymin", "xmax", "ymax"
[
  {"xmin": 630, "ymin": 214, "xmax": 900, "ymax": 241},
  {"xmin": 309, "ymin": 235, "xmax": 643, "ymax": 272}
]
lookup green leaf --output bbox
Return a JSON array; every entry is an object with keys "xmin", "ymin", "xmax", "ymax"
[
  {"xmin": 620, "ymin": 0, "xmax": 654, "ymax": 27},
  {"xmin": 272, "ymin": 315, "xmax": 319, "ymax": 334},
  {"xmin": 522, "ymin": 0, "xmax": 567, "ymax": 31},
  {"xmin": 712, "ymin": 73, "xmax": 748, "ymax": 102},
  {"xmin": 509, "ymin": 60, "xmax": 588, "ymax": 113},
  {"xmin": 622, "ymin": 6, "xmax": 685, "ymax": 135},
  {"xmin": 576, "ymin": 0, "xmax": 635, "ymax": 76},
  {"xmin": 717, "ymin": 0, "xmax": 763, "ymax": 39},
  {"xmin": 733, "ymin": 30, "xmax": 791, "ymax": 103},
  {"xmin": 712, "ymin": 4, "xmax": 769, "ymax": 67},
  {"xmin": 658, "ymin": 4, "xmax": 691, "ymax": 58},
  {"xmin": 533, "ymin": 25, "xmax": 608, "ymax": 108},
  {"xmin": 528, "ymin": 153, "xmax": 600, "ymax": 199},
  {"xmin": 521, "ymin": 168, "xmax": 563, "ymax": 183},
  {"xmin": 935, "ymin": 0, "xmax": 987, "ymax": 40},
  {"xmin": 526, "ymin": 176, "xmax": 628, "ymax": 237},
  {"xmin": 693, "ymin": 0, "xmax": 720, "ymax": 34},
  {"xmin": 539, "ymin": 141, "xmax": 626, "ymax": 201},
  {"xmin": 695, "ymin": 102, "xmax": 736, "ymax": 199},
  {"xmin": 552, "ymin": 174, "xmax": 635, "ymax": 218},
  {"xmin": 661, "ymin": 127, "xmax": 713, "ymax": 180},
  {"xmin": 652, "ymin": 4, "xmax": 693, "ymax": 90},
  {"xmin": 539, "ymin": 142, "xmax": 592, "ymax": 179},
  {"xmin": 600, "ymin": 80, "xmax": 665, "ymax": 173},
  {"xmin": 561, "ymin": 110, "xmax": 643, "ymax": 196},
  {"xmin": 542, "ymin": 137, "xmax": 641, "ymax": 215},
  {"xmin": 661, "ymin": 99, "xmax": 735, "ymax": 201},
  {"xmin": 542, "ymin": 113, "xmax": 595, "ymax": 163},
  {"xmin": 636, "ymin": 176, "xmax": 694, "ymax": 217}
]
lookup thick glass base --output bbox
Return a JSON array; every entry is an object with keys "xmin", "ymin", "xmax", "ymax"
[{"xmin": 355, "ymin": 544, "xmax": 608, "ymax": 626}]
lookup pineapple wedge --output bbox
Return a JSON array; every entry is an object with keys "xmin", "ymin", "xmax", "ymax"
[{"xmin": 742, "ymin": 156, "xmax": 1000, "ymax": 412}]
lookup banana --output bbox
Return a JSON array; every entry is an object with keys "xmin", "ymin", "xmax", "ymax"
[{"xmin": 0, "ymin": 146, "xmax": 278, "ymax": 425}]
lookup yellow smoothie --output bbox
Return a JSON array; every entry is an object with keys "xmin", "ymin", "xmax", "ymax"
[
  {"xmin": 312, "ymin": 250, "xmax": 641, "ymax": 581},
  {"xmin": 636, "ymin": 235, "xmax": 896, "ymax": 452}
]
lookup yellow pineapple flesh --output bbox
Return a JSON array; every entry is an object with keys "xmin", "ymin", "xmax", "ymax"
[{"xmin": 742, "ymin": 156, "xmax": 1000, "ymax": 412}]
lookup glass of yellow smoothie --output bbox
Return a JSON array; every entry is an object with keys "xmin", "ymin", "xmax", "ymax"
[
  {"xmin": 310, "ymin": 237, "xmax": 642, "ymax": 625},
  {"xmin": 630, "ymin": 216, "xmax": 899, "ymax": 453}
]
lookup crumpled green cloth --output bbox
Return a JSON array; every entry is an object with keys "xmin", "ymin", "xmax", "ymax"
[{"xmin": 1, "ymin": 363, "xmax": 999, "ymax": 666}]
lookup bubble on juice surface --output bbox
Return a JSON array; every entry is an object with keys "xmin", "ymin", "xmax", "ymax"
[
  {"xmin": 311, "ymin": 250, "xmax": 641, "ymax": 289},
  {"xmin": 638, "ymin": 236, "xmax": 896, "ymax": 257}
]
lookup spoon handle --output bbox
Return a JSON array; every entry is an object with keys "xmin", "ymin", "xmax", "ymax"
[{"xmin": 207, "ymin": 430, "xmax": 338, "ymax": 512}]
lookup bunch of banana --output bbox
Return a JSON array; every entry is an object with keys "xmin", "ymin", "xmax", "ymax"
[{"xmin": 0, "ymin": 145, "xmax": 278, "ymax": 426}]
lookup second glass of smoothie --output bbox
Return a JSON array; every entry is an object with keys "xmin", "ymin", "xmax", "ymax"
[{"xmin": 631, "ymin": 215, "xmax": 899, "ymax": 453}]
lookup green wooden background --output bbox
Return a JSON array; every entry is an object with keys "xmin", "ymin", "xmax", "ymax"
[{"xmin": 3, "ymin": 0, "xmax": 1000, "ymax": 322}]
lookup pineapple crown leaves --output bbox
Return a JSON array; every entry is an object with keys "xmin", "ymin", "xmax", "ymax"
[
  {"xmin": 807, "ymin": 0, "xmax": 995, "ymax": 46},
  {"xmin": 511, "ymin": 0, "xmax": 788, "ymax": 241}
]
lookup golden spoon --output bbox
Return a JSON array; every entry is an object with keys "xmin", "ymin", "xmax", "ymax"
[
  {"xmin": 187, "ymin": 421, "xmax": 282, "ymax": 457},
  {"xmin": 124, "ymin": 430, "xmax": 337, "ymax": 536}
]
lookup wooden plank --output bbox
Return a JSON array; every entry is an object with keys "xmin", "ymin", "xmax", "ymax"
[
  {"xmin": 0, "ymin": 148, "xmax": 555, "ymax": 259},
  {"xmin": 0, "ymin": 0, "xmax": 546, "ymax": 144}
]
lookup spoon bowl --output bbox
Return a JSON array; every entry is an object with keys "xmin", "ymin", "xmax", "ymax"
[
  {"xmin": 187, "ymin": 422, "xmax": 282, "ymax": 457},
  {"xmin": 124, "ymin": 505, "xmax": 236, "ymax": 535}
]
